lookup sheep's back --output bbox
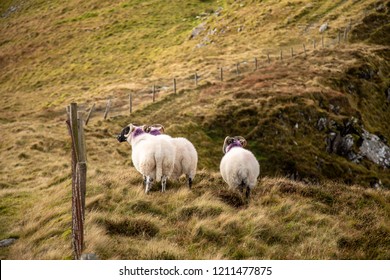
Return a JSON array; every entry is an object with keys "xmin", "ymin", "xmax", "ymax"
[
  {"xmin": 171, "ymin": 137, "xmax": 198, "ymax": 178},
  {"xmin": 220, "ymin": 148, "xmax": 259, "ymax": 189}
]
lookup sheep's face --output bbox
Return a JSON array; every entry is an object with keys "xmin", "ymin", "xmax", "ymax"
[
  {"xmin": 117, "ymin": 123, "xmax": 145, "ymax": 142},
  {"xmin": 145, "ymin": 124, "xmax": 165, "ymax": 136},
  {"xmin": 223, "ymin": 136, "xmax": 247, "ymax": 154}
]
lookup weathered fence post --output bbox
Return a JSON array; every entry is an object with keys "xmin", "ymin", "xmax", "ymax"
[
  {"xmin": 280, "ymin": 50, "xmax": 283, "ymax": 61},
  {"xmin": 103, "ymin": 99, "xmax": 111, "ymax": 120},
  {"xmin": 303, "ymin": 44, "xmax": 307, "ymax": 57},
  {"xmin": 152, "ymin": 85, "xmax": 156, "ymax": 102},
  {"xmin": 291, "ymin": 47, "xmax": 294, "ymax": 58},
  {"xmin": 85, "ymin": 103, "xmax": 95, "ymax": 126},
  {"xmin": 343, "ymin": 27, "xmax": 348, "ymax": 41},
  {"xmin": 77, "ymin": 112, "xmax": 86, "ymax": 220},
  {"xmin": 129, "ymin": 93, "xmax": 133, "ymax": 114},
  {"xmin": 173, "ymin": 78, "xmax": 177, "ymax": 94},
  {"xmin": 66, "ymin": 102, "xmax": 86, "ymax": 260},
  {"xmin": 220, "ymin": 67, "xmax": 223, "ymax": 81}
]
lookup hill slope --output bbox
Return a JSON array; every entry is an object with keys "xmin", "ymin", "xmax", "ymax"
[{"xmin": 0, "ymin": 0, "xmax": 389, "ymax": 259}]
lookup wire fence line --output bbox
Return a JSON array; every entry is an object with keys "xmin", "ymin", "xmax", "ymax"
[{"xmin": 78, "ymin": 25, "xmax": 352, "ymax": 123}]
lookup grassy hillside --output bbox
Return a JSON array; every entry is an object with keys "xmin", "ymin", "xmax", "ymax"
[{"xmin": 1, "ymin": 0, "xmax": 389, "ymax": 259}]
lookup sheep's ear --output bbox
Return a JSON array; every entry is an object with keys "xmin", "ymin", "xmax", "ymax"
[
  {"xmin": 222, "ymin": 136, "xmax": 232, "ymax": 154},
  {"xmin": 124, "ymin": 124, "xmax": 135, "ymax": 137},
  {"xmin": 151, "ymin": 124, "xmax": 165, "ymax": 133},
  {"xmin": 143, "ymin": 125, "xmax": 151, "ymax": 133},
  {"xmin": 159, "ymin": 125, "xmax": 165, "ymax": 134},
  {"xmin": 237, "ymin": 136, "xmax": 247, "ymax": 147}
]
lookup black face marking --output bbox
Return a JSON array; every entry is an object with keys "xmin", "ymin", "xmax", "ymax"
[{"xmin": 117, "ymin": 126, "xmax": 130, "ymax": 143}]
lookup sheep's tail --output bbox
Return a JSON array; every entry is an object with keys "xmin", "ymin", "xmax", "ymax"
[{"xmin": 155, "ymin": 148, "xmax": 162, "ymax": 182}]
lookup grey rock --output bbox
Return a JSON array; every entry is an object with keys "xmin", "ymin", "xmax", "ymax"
[
  {"xmin": 340, "ymin": 134, "xmax": 354, "ymax": 156},
  {"xmin": 370, "ymin": 178, "xmax": 383, "ymax": 189},
  {"xmin": 317, "ymin": 117, "xmax": 327, "ymax": 131},
  {"xmin": 326, "ymin": 132, "xmax": 355, "ymax": 159},
  {"xmin": 0, "ymin": 238, "xmax": 16, "ymax": 247},
  {"xmin": 319, "ymin": 22, "xmax": 328, "ymax": 33},
  {"xmin": 329, "ymin": 104, "xmax": 340, "ymax": 114},
  {"xmin": 359, "ymin": 130, "xmax": 390, "ymax": 168},
  {"xmin": 376, "ymin": 4, "xmax": 385, "ymax": 12},
  {"xmin": 189, "ymin": 22, "xmax": 206, "ymax": 39},
  {"xmin": 214, "ymin": 7, "xmax": 223, "ymax": 16}
]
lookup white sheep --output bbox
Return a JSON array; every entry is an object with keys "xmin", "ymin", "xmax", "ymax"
[
  {"xmin": 220, "ymin": 136, "xmax": 260, "ymax": 199},
  {"xmin": 145, "ymin": 124, "xmax": 198, "ymax": 188},
  {"xmin": 117, "ymin": 124, "xmax": 176, "ymax": 193}
]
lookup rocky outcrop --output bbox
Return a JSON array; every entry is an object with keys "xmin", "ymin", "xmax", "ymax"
[
  {"xmin": 359, "ymin": 130, "xmax": 390, "ymax": 168},
  {"xmin": 323, "ymin": 118, "xmax": 389, "ymax": 168}
]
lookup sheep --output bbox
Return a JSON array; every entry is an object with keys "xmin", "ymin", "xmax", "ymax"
[
  {"xmin": 219, "ymin": 136, "xmax": 260, "ymax": 199},
  {"xmin": 117, "ymin": 124, "xmax": 176, "ymax": 194},
  {"xmin": 145, "ymin": 124, "xmax": 198, "ymax": 189}
]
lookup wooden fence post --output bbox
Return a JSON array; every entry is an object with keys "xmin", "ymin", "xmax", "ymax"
[
  {"xmin": 280, "ymin": 50, "xmax": 283, "ymax": 61},
  {"xmin": 85, "ymin": 103, "xmax": 95, "ymax": 126},
  {"xmin": 129, "ymin": 93, "xmax": 133, "ymax": 114},
  {"xmin": 69, "ymin": 103, "xmax": 80, "ymax": 161},
  {"xmin": 77, "ymin": 112, "xmax": 86, "ymax": 220},
  {"xmin": 66, "ymin": 102, "xmax": 86, "ymax": 260},
  {"xmin": 173, "ymin": 78, "xmax": 177, "ymax": 94},
  {"xmin": 291, "ymin": 47, "xmax": 294, "ymax": 58},
  {"xmin": 103, "ymin": 99, "xmax": 111, "ymax": 120}
]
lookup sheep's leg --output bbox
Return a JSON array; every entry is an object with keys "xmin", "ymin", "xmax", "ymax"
[
  {"xmin": 239, "ymin": 180, "xmax": 245, "ymax": 193},
  {"xmin": 145, "ymin": 177, "xmax": 153, "ymax": 194},
  {"xmin": 245, "ymin": 186, "xmax": 251, "ymax": 200},
  {"xmin": 188, "ymin": 176, "xmax": 192, "ymax": 189},
  {"xmin": 161, "ymin": 175, "xmax": 167, "ymax": 192},
  {"xmin": 143, "ymin": 175, "xmax": 147, "ymax": 187}
]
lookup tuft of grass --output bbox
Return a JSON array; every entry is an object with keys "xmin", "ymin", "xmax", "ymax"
[{"xmin": 103, "ymin": 218, "xmax": 160, "ymax": 238}]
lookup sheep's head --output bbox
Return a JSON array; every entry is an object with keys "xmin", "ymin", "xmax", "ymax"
[
  {"xmin": 117, "ymin": 123, "xmax": 146, "ymax": 142},
  {"xmin": 144, "ymin": 124, "xmax": 165, "ymax": 136},
  {"xmin": 223, "ymin": 136, "xmax": 247, "ymax": 154}
]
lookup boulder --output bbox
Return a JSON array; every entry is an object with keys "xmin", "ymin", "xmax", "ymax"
[
  {"xmin": 359, "ymin": 130, "xmax": 390, "ymax": 168},
  {"xmin": 319, "ymin": 22, "xmax": 328, "ymax": 33},
  {"xmin": 0, "ymin": 238, "xmax": 16, "ymax": 247}
]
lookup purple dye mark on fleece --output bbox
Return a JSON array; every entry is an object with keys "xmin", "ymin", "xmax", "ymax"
[
  {"xmin": 226, "ymin": 140, "xmax": 243, "ymax": 153},
  {"xmin": 133, "ymin": 127, "xmax": 145, "ymax": 138},
  {"xmin": 149, "ymin": 129, "xmax": 162, "ymax": 136}
]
